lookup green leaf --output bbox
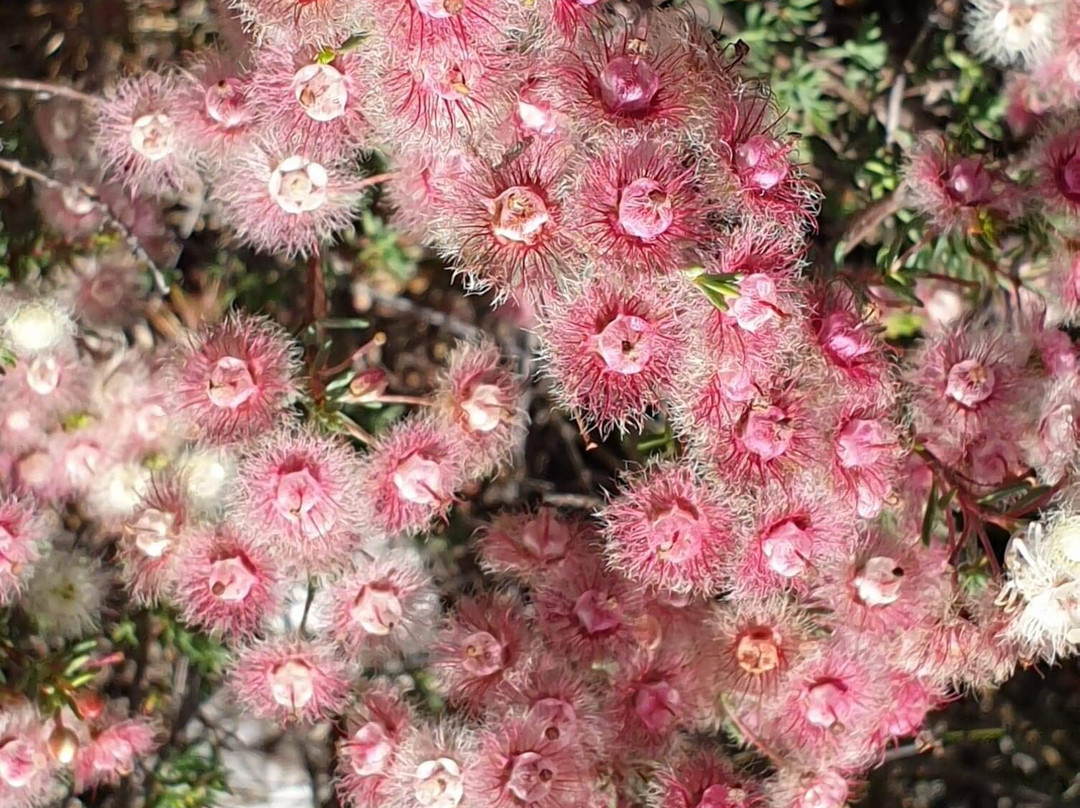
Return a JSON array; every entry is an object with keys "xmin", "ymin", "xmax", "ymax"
[{"xmin": 920, "ymin": 481, "xmax": 937, "ymax": 547}]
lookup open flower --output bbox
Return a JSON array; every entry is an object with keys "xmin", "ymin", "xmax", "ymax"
[{"xmin": 230, "ymin": 636, "xmax": 352, "ymax": 724}]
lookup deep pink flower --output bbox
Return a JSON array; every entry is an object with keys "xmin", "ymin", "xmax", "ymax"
[
  {"xmin": 72, "ymin": 715, "xmax": 159, "ymax": 791},
  {"xmin": 438, "ymin": 140, "xmax": 572, "ymax": 300},
  {"xmin": 319, "ymin": 549, "xmax": 440, "ymax": 665},
  {"xmin": 904, "ymin": 134, "xmax": 1014, "ymax": 231},
  {"xmin": 652, "ymin": 747, "xmax": 762, "ymax": 808},
  {"xmin": 610, "ymin": 649, "xmax": 705, "ymax": 755},
  {"xmin": 0, "ymin": 496, "xmax": 45, "ymax": 605},
  {"xmin": 229, "ymin": 635, "xmax": 352, "ymax": 724},
  {"xmin": 542, "ymin": 279, "xmax": 687, "ymax": 435},
  {"xmin": 359, "ymin": 415, "xmax": 467, "ymax": 537},
  {"xmin": 601, "ymin": 461, "xmax": 740, "ymax": 596},
  {"xmin": 93, "ymin": 70, "xmax": 199, "ymax": 197},
  {"xmin": 231, "ymin": 427, "xmax": 364, "ymax": 574},
  {"xmin": 434, "ymin": 339, "xmax": 526, "ymax": 477},
  {"xmin": 172, "ymin": 524, "xmax": 280, "ymax": 639},
  {"xmin": 534, "ymin": 558, "xmax": 645, "ymax": 664},
  {"xmin": 1031, "ymin": 115, "xmax": 1080, "ymax": 217},
  {"xmin": 475, "ymin": 508, "xmax": 594, "ymax": 585},
  {"xmin": 337, "ymin": 684, "xmax": 415, "ymax": 808},
  {"xmin": 168, "ymin": 313, "xmax": 301, "ymax": 445},
  {"xmin": 552, "ymin": 14, "xmax": 708, "ymax": 140},
  {"xmin": 567, "ymin": 139, "xmax": 712, "ymax": 276},
  {"xmin": 471, "ymin": 716, "xmax": 588, "ymax": 808},
  {"xmin": 431, "ymin": 592, "xmax": 532, "ymax": 715}
]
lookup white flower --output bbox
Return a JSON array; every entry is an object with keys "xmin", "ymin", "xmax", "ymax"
[
  {"xmin": 23, "ymin": 549, "xmax": 106, "ymax": 640},
  {"xmin": 966, "ymin": 0, "xmax": 1061, "ymax": 67},
  {"xmin": 2, "ymin": 301, "xmax": 74, "ymax": 357}
]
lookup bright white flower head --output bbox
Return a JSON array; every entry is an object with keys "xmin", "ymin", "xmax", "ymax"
[
  {"xmin": 2, "ymin": 301, "xmax": 75, "ymax": 357},
  {"xmin": 966, "ymin": 0, "xmax": 1060, "ymax": 67},
  {"xmin": 23, "ymin": 549, "xmax": 107, "ymax": 640}
]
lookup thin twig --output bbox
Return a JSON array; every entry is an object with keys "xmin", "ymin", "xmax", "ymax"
[
  {"xmin": 540, "ymin": 492, "xmax": 605, "ymax": 510},
  {"xmin": 371, "ymin": 393, "xmax": 433, "ymax": 406},
  {"xmin": 364, "ymin": 284, "xmax": 484, "ymax": 341},
  {"xmin": 0, "ymin": 157, "xmax": 170, "ymax": 294},
  {"xmin": 0, "ymin": 77, "xmax": 99, "ymax": 105},
  {"xmin": 357, "ymin": 171, "xmax": 397, "ymax": 190}
]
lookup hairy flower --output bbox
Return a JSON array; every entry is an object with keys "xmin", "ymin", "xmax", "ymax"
[
  {"xmin": 23, "ymin": 548, "xmax": 106, "ymax": 640},
  {"xmin": 0, "ymin": 497, "xmax": 46, "ymax": 606},
  {"xmin": 0, "ymin": 699, "xmax": 55, "ymax": 808},
  {"xmin": 230, "ymin": 635, "xmax": 351, "ymax": 724},
  {"xmin": 72, "ymin": 715, "xmax": 158, "ymax": 791},
  {"xmin": 387, "ymin": 719, "xmax": 476, "ymax": 808},
  {"xmin": 168, "ymin": 313, "xmax": 300, "ymax": 445},
  {"xmin": 601, "ymin": 461, "xmax": 739, "ymax": 596},
  {"xmin": 476, "ymin": 509, "xmax": 593, "ymax": 584},
  {"xmin": 172, "ymin": 525, "xmax": 280, "ymax": 639},
  {"xmin": 651, "ymin": 747, "xmax": 761, "ymax": 808},
  {"xmin": 173, "ymin": 51, "xmax": 255, "ymax": 168},
  {"xmin": 542, "ymin": 280, "xmax": 687, "ymax": 435},
  {"xmin": 471, "ymin": 717, "xmax": 587, "ymax": 808},
  {"xmin": 117, "ymin": 474, "xmax": 190, "ymax": 605},
  {"xmin": 966, "ymin": 0, "xmax": 1059, "ymax": 67},
  {"xmin": 319, "ymin": 548, "xmax": 440, "ymax": 665},
  {"xmin": 1031, "ymin": 115, "xmax": 1080, "ymax": 218},
  {"xmin": 230, "ymin": 427, "xmax": 364, "ymax": 574}
]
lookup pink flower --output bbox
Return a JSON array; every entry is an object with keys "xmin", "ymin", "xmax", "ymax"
[
  {"xmin": 229, "ymin": 635, "xmax": 352, "ymax": 724},
  {"xmin": 437, "ymin": 140, "xmax": 572, "ymax": 300},
  {"xmin": 215, "ymin": 140, "xmax": 367, "ymax": 258},
  {"xmin": 229, "ymin": 0, "xmax": 369, "ymax": 47},
  {"xmin": 1031, "ymin": 114, "xmax": 1080, "ymax": 217},
  {"xmin": 118, "ymin": 474, "xmax": 190, "ymax": 605},
  {"xmin": 904, "ymin": 134, "xmax": 1013, "ymax": 232},
  {"xmin": 829, "ymin": 411, "xmax": 902, "ymax": 519},
  {"xmin": 385, "ymin": 719, "xmax": 476, "ymax": 808},
  {"xmin": 230, "ymin": 427, "xmax": 364, "ymax": 574},
  {"xmin": 601, "ymin": 461, "xmax": 740, "ymax": 596},
  {"xmin": 652, "ymin": 747, "xmax": 762, "ymax": 808},
  {"xmin": 471, "ymin": 716, "xmax": 588, "ymax": 808},
  {"xmin": 319, "ymin": 549, "xmax": 440, "ymax": 665},
  {"xmin": 35, "ymin": 175, "xmax": 105, "ymax": 243},
  {"xmin": 567, "ymin": 139, "xmax": 712, "ymax": 276},
  {"xmin": 533, "ymin": 558, "xmax": 645, "ymax": 665},
  {"xmin": 0, "ymin": 699, "xmax": 55, "ymax": 808},
  {"xmin": 0, "ymin": 496, "xmax": 45, "ymax": 605},
  {"xmin": 434, "ymin": 339, "xmax": 526, "ymax": 477},
  {"xmin": 867, "ymin": 671, "xmax": 944, "ymax": 747},
  {"xmin": 248, "ymin": 40, "xmax": 370, "ymax": 162},
  {"xmin": 369, "ymin": 0, "xmax": 513, "ymax": 52},
  {"xmin": 359, "ymin": 415, "xmax": 467, "ymax": 537},
  {"xmin": 60, "ymin": 252, "xmax": 143, "ymax": 329},
  {"xmin": 431, "ymin": 592, "xmax": 532, "ymax": 715},
  {"xmin": 542, "ymin": 280, "xmax": 687, "ymax": 435},
  {"xmin": 0, "ymin": 345, "xmax": 91, "ymax": 422},
  {"xmin": 611, "ymin": 650, "xmax": 705, "ymax": 755},
  {"xmin": 553, "ymin": 15, "xmax": 708, "ymax": 140},
  {"xmin": 72, "ymin": 715, "xmax": 159, "ymax": 791},
  {"xmin": 764, "ymin": 768, "xmax": 850, "ymax": 808},
  {"xmin": 92, "ymin": 70, "xmax": 199, "ymax": 197},
  {"xmin": 475, "ymin": 508, "xmax": 593, "ymax": 585},
  {"xmin": 710, "ymin": 597, "xmax": 812, "ymax": 703},
  {"xmin": 908, "ymin": 320, "xmax": 1035, "ymax": 467},
  {"xmin": 386, "ymin": 149, "xmax": 475, "ymax": 238},
  {"xmin": 173, "ymin": 50, "xmax": 255, "ymax": 169},
  {"xmin": 337, "ymin": 684, "xmax": 415, "ymax": 808},
  {"xmin": 172, "ymin": 524, "xmax": 280, "ymax": 639},
  {"xmin": 168, "ymin": 313, "xmax": 300, "ymax": 445},
  {"xmin": 727, "ymin": 482, "xmax": 856, "ymax": 600}
]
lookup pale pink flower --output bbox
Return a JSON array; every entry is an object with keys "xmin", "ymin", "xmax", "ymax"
[
  {"xmin": 229, "ymin": 0, "xmax": 369, "ymax": 47},
  {"xmin": 118, "ymin": 474, "xmax": 190, "ymax": 605},
  {"xmin": 541, "ymin": 280, "xmax": 687, "ymax": 435},
  {"xmin": 1031, "ymin": 114, "xmax": 1080, "ymax": 218},
  {"xmin": 369, "ymin": 0, "xmax": 513, "ymax": 52},
  {"xmin": 93, "ymin": 70, "xmax": 199, "ymax": 197},
  {"xmin": 829, "ymin": 411, "xmax": 902, "ymax": 520},
  {"xmin": 0, "ymin": 496, "xmax": 46, "ymax": 605},
  {"xmin": 0, "ymin": 345, "xmax": 91, "ymax": 422},
  {"xmin": 249, "ymin": 40, "xmax": 370, "ymax": 162},
  {"xmin": 72, "ymin": 715, "xmax": 159, "ymax": 791},
  {"xmin": 601, "ymin": 461, "xmax": 740, "ymax": 596},
  {"xmin": 475, "ymin": 508, "xmax": 594, "ymax": 585},
  {"xmin": 216, "ymin": 140, "xmax": 366, "ymax": 257},
  {"xmin": 434, "ymin": 339, "xmax": 526, "ymax": 477},
  {"xmin": 172, "ymin": 524, "xmax": 280, "ymax": 639},
  {"xmin": 230, "ymin": 427, "xmax": 364, "ymax": 574},
  {"xmin": 385, "ymin": 719, "xmax": 476, "ymax": 808},
  {"xmin": 337, "ymin": 684, "xmax": 415, "ymax": 808},
  {"xmin": 431, "ymin": 592, "xmax": 532, "ymax": 715},
  {"xmin": 168, "ymin": 313, "xmax": 301, "ymax": 445},
  {"xmin": 359, "ymin": 415, "xmax": 467, "ymax": 537},
  {"xmin": 319, "ymin": 549, "xmax": 440, "ymax": 664},
  {"xmin": 764, "ymin": 768, "xmax": 850, "ymax": 808},
  {"xmin": 229, "ymin": 635, "xmax": 352, "ymax": 724},
  {"xmin": 0, "ymin": 699, "xmax": 55, "ymax": 808},
  {"xmin": 173, "ymin": 50, "xmax": 255, "ymax": 169}
]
